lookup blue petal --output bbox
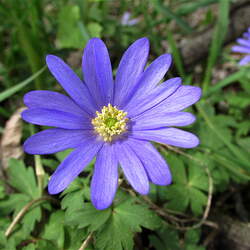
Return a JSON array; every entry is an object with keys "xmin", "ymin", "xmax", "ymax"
[
  {"xmin": 125, "ymin": 77, "xmax": 181, "ymax": 117},
  {"xmin": 24, "ymin": 90, "xmax": 88, "ymax": 117},
  {"xmin": 132, "ymin": 112, "xmax": 196, "ymax": 130},
  {"xmin": 236, "ymin": 38, "xmax": 250, "ymax": 48},
  {"xmin": 130, "ymin": 127, "xmax": 199, "ymax": 148},
  {"xmin": 147, "ymin": 85, "xmax": 201, "ymax": 114},
  {"xmin": 48, "ymin": 140, "xmax": 103, "ymax": 194},
  {"xmin": 24, "ymin": 129, "xmax": 94, "ymax": 155},
  {"xmin": 231, "ymin": 45, "xmax": 250, "ymax": 54},
  {"xmin": 46, "ymin": 55, "xmax": 97, "ymax": 115},
  {"xmin": 22, "ymin": 108, "xmax": 91, "ymax": 129},
  {"xmin": 239, "ymin": 55, "xmax": 250, "ymax": 65},
  {"xmin": 115, "ymin": 141, "xmax": 149, "ymax": 195},
  {"xmin": 127, "ymin": 138, "xmax": 172, "ymax": 185},
  {"xmin": 128, "ymin": 54, "xmax": 172, "ymax": 104},
  {"xmin": 82, "ymin": 38, "xmax": 114, "ymax": 107},
  {"xmin": 114, "ymin": 38, "xmax": 149, "ymax": 108},
  {"xmin": 91, "ymin": 143, "xmax": 118, "ymax": 210}
]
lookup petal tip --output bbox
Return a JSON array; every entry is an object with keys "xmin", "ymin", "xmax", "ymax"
[
  {"xmin": 46, "ymin": 54, "xmax": 56, "ymax": 63},
  {"xmin": 48, "ymin": 180, "xmax": 61, "ymax": 195},
  {"xmin": 92, "ymin": 199, "xmax": 112, "ymax": 210},
  {"xmin": 135, "ymin": 37, "xmax": 150, "ymax": 48}
]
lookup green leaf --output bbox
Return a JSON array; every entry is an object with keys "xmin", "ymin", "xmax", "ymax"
[
  {"xmin": 65, "ymin": 203, "xmax": 111, "ymax": 231},
  {"xmin": 149, "ymin": 225, "xmax": 181, "ymax": 250},
  {"xmin": 22, "ymin": 244, "xmax": 36, "ymax": 250},
  {"xmin": 7, "ymin": 159, "xmax": 39, "ymax": 199},
  {"xmin": 22, "ymin": 206, "xmax": 42, "ymax": 234},
  {"xmin": 87, "ymin": 22, "xmax": 102, "ymax": 37},
  {"xmin": 96, "ymin": 214, "xmax": 134, "ymax": 250},
  {"xmin": 61, "ymin": 189, "xmax": 85, "ymax": 214},
  {"xmin": 57, "ymin": 5, "xmax": 88, "ymax": 49},
  {"xmin": 164, "ymin": 155, "xmax": 208, "ymax": 215},
  {"xmin": 188, "ymin": 163, "xmax": 209, "ymax": 192},
  {"xmin": 0, "ymin": 182, "xmax": 5, "ymax": 199},
  {"xmin": 165, "ymin": 185, "xmax": 189, "ymax": 212},
  {"xmin": 64, "ymin": 227, "xmax": 88, "ymax": 250},
  {"xmin": 185, "ymin": 229, "xmax": 201, "ymax": 245},
  {"xmin": 225, "ymin": 92, "xmax": 250, "ymax": 109},
  {"xmin": 55, "ymin": 149, "xmax": 73, "ymax": 162},
  {"xmin": 96, "ymin": 197, "xmax": 161, "ymax": 250},
  {"xmin": 197, "ymin": 103, "xmax": 250, "ymax": 168},
  {"xmin": 115, "ymin": 198, "xmax": 162, "ymax": 231},
  {"xmin": 0, "ymin": 194, "xmax": 29, "ymax": 215},
  {"xmin": 42, "ymin": 211, "xmax": 65, "ymax": 249}
]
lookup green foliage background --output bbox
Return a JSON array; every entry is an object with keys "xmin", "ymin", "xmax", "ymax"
[{"xmin": 0, "ymin": 0, "xmax": 250, "ymax": 249}]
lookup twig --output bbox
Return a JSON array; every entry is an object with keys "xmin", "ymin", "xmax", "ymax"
[
  {"xmin": 142, "ymin": 196, "xmax": 180, "ymax": 225},
  {"xmin": 5, "ymin": 196, "xmax": 56, "ymax": 237},
  {"xmin": 30, "ymin": 125, "xmax": 45, "ymax": 196},
  {"xmin": 78, "ymin": 232, "xmax": 93, "ymax": 250},
  {"xmin": 34, "ymin": 155, "xmax": 45, "ymax": 196},
  {"xmin": 158, "ymin": 144, "xmax": 216, "ymax": 230}
]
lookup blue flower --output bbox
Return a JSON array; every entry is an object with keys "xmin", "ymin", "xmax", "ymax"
[
  {"xmin": 22, "ymin": 38, "xmax": 201, "ymax": 210},
  {"xmin": 232, "ymin": 27, "xmax": 250, "ymax": 65}
]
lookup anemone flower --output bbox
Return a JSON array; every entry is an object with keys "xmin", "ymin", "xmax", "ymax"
[
  {"xmin": 232, "ymin": 27, "xmax": 250, "ymax": 65},
  {"xmin": 22, "ymin": 38, "xmax": 201, "ymax": 210}
]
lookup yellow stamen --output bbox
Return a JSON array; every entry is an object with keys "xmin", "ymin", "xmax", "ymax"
[{"xmin": 92, "ymin": 104, "xmax": 128, "ymax": 142}]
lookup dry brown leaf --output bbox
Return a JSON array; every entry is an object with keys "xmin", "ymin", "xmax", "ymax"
[{"xmin": 0, "ymin": 107, "xmax": 26, "ymax": 171}]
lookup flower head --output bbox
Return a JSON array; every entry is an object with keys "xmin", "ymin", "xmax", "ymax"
[
  {"xmin": 232, "ymin": 27, "xmax": 250, "ymax": 65},
  {"xmin": 22, "ymin": 38, "xmax": 201, "ymax": 210}
]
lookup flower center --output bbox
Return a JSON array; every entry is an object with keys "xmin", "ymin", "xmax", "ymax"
[{"xmin": 92, "ymin": 104, "xmax": 128, "ymax": 142}]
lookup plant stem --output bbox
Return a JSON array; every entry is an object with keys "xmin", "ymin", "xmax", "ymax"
[
  {"xmin": 30, "ymin": 124, "xmax": 45, "ymax": 195},
  {"xmin": 5, "ymin": 196, "xmax": 55, "ymax": 237},
  {"xmin": 78, "ymin": 232, "xmax": 93, "ymax": 250}
]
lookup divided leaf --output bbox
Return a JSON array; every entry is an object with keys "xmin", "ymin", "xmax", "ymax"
[
  {"xmin": 96, "ymin": 197, "xmax": 162, "ymax": 250},
  {"xmin": 7, "ymin": 158, "xmax": 39, "ymax": 199},
  {"xmin": 65, "ymin": 203, "xmax": 111, "ymax": 231},
  {"xmin": 164, "ymin": 155, "xmax": 208, "ymax": 215},
  {"xmin": 42, "ymin": 211, "xmax": 65, "ymax": 249}
]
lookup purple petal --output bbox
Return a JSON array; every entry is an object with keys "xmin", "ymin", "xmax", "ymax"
[
  {"xmin": 46, "ymin": 55, "xmax": 97, "ymax": 115},
  {"xmin": 24, "ymin": 90, "xmax": 88, "ymax": 117},
  {"xmin": 24, "ymin": 129, "xmax": 93, "ymax": 155},
  {"xmin": 114, "ymin": 38, "xmax": 149, "ymax": 107},
  {"xmin": 236, "ymin": 38, "xmax": 250, "ymax": 48},
  {"xmin": 22, "ymin": 108, "xmax": 91, "ymax": 129},
  {"xmin": 148, "ymin": 85, "xmax": 201, "ymax": 114},
  {"xmin": 130, "ymin": 128, "xmax": 199, "ymax": 148},
  {"xmin": 231, "ymin": 45, "xmax": 250, "ymax": 54},
  {"xmin": 239, "ymin": 55, "xmax": 250, "ymax": 65},
  {"xmin": 48, "ymin": 140, "xmax": 103, "ymax": 194},
  {"xmin": 127, "ymin": 138, "xmax": 171, "ymax": 185},
  {"xmin": 132, "ymin": 112, "xmax": 196, "ymax": 130},
  {"xmin": 243, "ymin": 32, "xmax": 250, "ymax": 39},
  {"xmin": 125, "ymin": 77, "xmax": 181, "ymax": 118},
  {"xmin": 127, "ymin": 54, "xmax": 172, "ymax": 104},
  {"xmin": 82, "ymin": 38, "xmax": 114, "ymax": 107},
  {"xmin": 115, "ymin": 141, "xmax": 149, "ymax": 194},
  {"xmin": 91, "ymin": 143, "xmax": 118, "ymax": 210}
]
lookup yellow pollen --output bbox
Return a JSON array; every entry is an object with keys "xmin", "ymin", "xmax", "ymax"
[{"xmin": 91, "ymin": 104, "xmax": 128, "ymax": 142}]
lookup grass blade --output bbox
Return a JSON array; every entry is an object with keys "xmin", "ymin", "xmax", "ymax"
[
  {"xmin": 0, "ymin": 66, "xmax": 46, "ymax": 103},
  {"xmin": 203, "ymin": 0, "xmax": 230, "ymax": 93},
  {"xmin": 204, "ymin": 68, "xmax": 247, "ymax": 97},
  {"xmin": 166, "ymin": 29, "xmax": 186, "ymax": 78},
  {"xmin": 152, "ymin": 0, "xmax": 193, "ymax": 33}
]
